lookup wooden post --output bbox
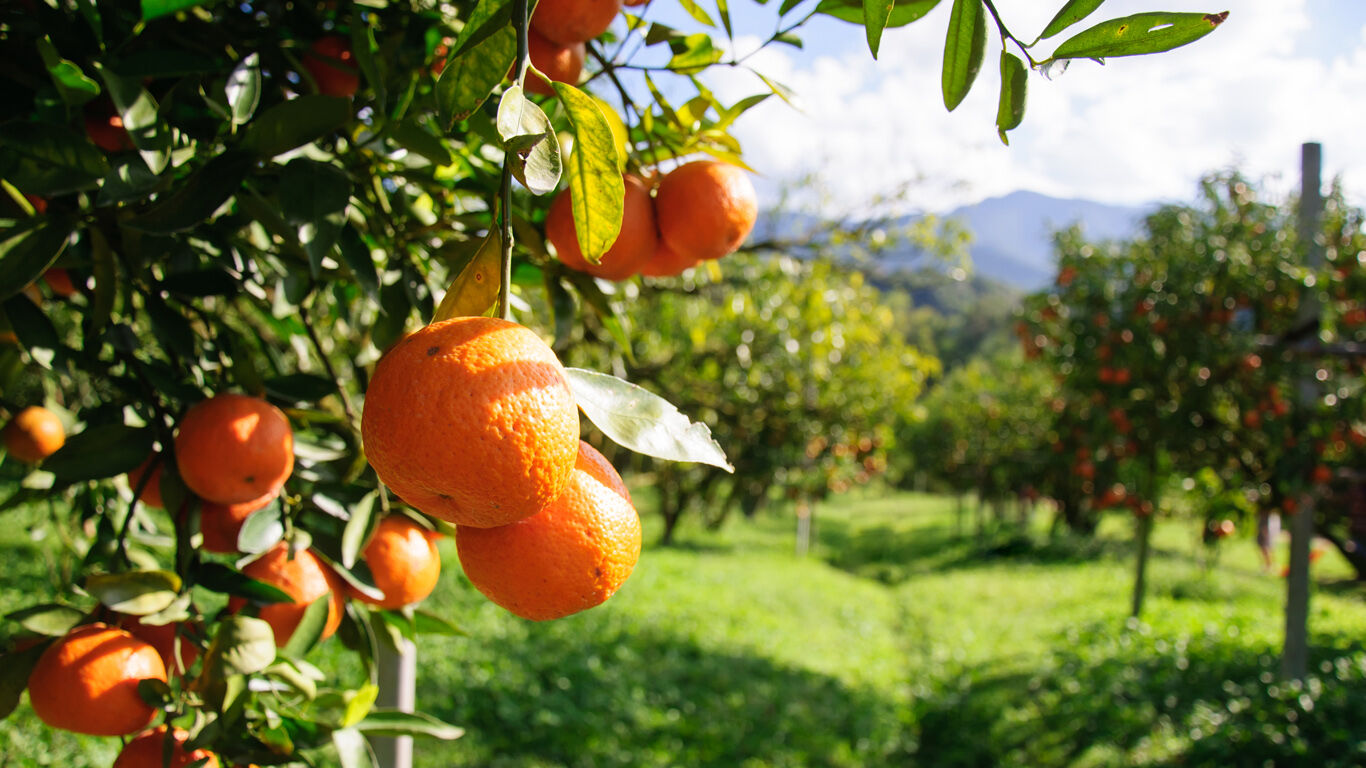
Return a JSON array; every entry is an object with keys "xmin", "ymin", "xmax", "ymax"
[
  {"xmin": 1130, "ymin": 512, "xmax": 1153, "ymax": 618},
  {"xmin": 373, "ymin": 637, "xmax": 416, "ymax": 768},
  {"xmin": 1282, "ymin": 142, "xmax": 1324, "ymax": 681}
]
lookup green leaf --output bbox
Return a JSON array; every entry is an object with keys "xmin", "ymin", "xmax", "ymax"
[
  {"xmin": 85, "ymin": 570, "xmax": 182, "ymax": 615},
  {"xmin": 242, "ymin": 96, "xmax": 352, "ymax": 158},
  {"xmin": 161, "ymin": 269, "xmax": 238, "ymax": 297},
  {"xmin": 136, "ymin": 678, "xmax": 173, "ymax": 708},
  {"xmin": 226, "ymin": 53, "xmax": 262, "ymax": 127},
  {"xmin": 341, "ymin": 492, "xmax": 377, "ymax": 569},
  {"xmin": 551, "ymin": 83, "xmax": 623, "ymax": 264},
  {"xmin": 86, "ymin": 228, "xmax": 117, "ymax": 335},
  {"xmin": 432, "ymin": 230, "xmax": 501, "ymax": 321},
  {"xmin": 1, "ymin": 642, "xmax": 51, "ymax": 720},
  {"xmin": 93, "ymin": 64, "xmax": 171, "ymax": 175},
  {"xmin": 0, "ymin": 218, "xmax": 73, "ymax": 300},
  {"xmin": 352, "ymin": 710, "xmax": 464, "ymax": 740},
  {"xmin": 44, "ymin": 424, "xmax": 154, "ymax": 481},
  {"xmin": 496, "ymin": 87, "xmax": 562, "ymax": 195},
  {"xmin": 263, "ymin": 373, "xmax": 336, "ymax": 404},
  {"xmin": 341, "ymin": 682, "xmax": 379, "ymax": 727},
  {"xmin": 125, "ymin": 151, "xmax": 252, "ymax": 233},
  {"xmin": 862, "ymin": 0, "xmax": 894, "ymax": 58},
  {"xmin": 193, "ymin": 561, "xmax": 293, "ymax": 603},
  {"xmin": 235, "ymin": 503, "xmax": 285, "ymax": 555},
  {"xmin": 391, "ymin": 120, "xmax": 453, "ymax": 166},
  {"xmin": 436, "ymin": 23, "xmax": 516, "ymax": 129},
  {"xmin": 816, "ymin": 0, "xmax": 939, "ymax": 28},
  {"xmin": 667, "ymin": 34, "xmax": 724, "ymax": 73},
  {"xmin": 338, "ymin": 226, "xmax": 380, "ymax": 300},
  {"xmin": 942, "ymin": 0, "xmax": 987, "ymax": 111},
  {"xmin": 141, "ymin": 0, "xmax": 214, "ymax": 19},
  {"xmin": 144, "ymin": 293, "xmax": 196, "ymax": 358},
  {"xmin": 0, "ymin": 122, "xmax": 108, "ymax": 196},
  {"xmin": 3, "ymin": 294, "xmax": 61, "ymax": 355},
  {"xmin": 279, "ymin": 158, "xmax": 351, "ymax": 271},
  {"xmin": 564, "ymin": 368, "xmax": 733, "ymax": 471},
  {"xmin": 4, "ymin": 604, "xmax": 84, "ymax": 636},
  {"xmin": 37, "ymin": 37, "xmax": 100, "ymax": 106},
  {"xmin": 411, "ymin": 609, "xmax": 466, "ymax": 636},
  {"xmin": 351, "ymin": 22, "xmax": 386, "ymax": 113},
  {"xmin": 995, "ymin": 51, "xmax": 1027, "ymax": 144},
  {"xmin": 280, "ymin": 595, "xmax": 331, "ymax": 657},
  {"xmin": 677, "ymin": 0, "xmax": 716, "ymax": 26},
  {"xmin": 97, "ymin": 159, "xmax": 160, "ymax": 205},
  {"xmin": 264, "ymin": 661, "xmax": 318, "ymax": 699},
  {"xmin": 1051, "ymin": 11, "xmax": 1229, "ymax": 59},
  {"xmin": 1040, "ymin": 0, "xmax": 1106, "ymax": 39},
  {"xmin": 716, "ymin": 0, "xmax": 733, "ymax": 36},
  {"xmin": 205, "ymin": 615, "xmax": 276, "ymax": 676},
  {"xmin": 332, "ymin": 727, "xmax": 374, "ymax": 768}
]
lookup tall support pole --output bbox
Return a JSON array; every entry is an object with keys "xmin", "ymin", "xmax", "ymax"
[
  {"xmin": 1282, "ymin": 142, "xmax": 1323, "ymax": 682},
  {"xmin": 373, "ymin": 638, "xmax": 417, "ymax": 768}
]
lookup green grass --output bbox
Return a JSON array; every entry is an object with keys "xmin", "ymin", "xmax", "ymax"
[{"xmin": 4, "ymin": 489, "xmax": 1366, "ymax": 766}]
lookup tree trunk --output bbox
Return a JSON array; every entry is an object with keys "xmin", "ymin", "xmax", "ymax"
[{"xmin": 1131, "ymin": 512, "xmax": 1153, "ymax": 618}]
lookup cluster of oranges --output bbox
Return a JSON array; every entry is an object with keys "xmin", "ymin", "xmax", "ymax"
[
  {"xmin": 548, "ymin": 160, "xmax": 758, "ymax": 280},
  {"xmin": 362, "ymin": 315, "xmax": 642, "ymax": 621}
]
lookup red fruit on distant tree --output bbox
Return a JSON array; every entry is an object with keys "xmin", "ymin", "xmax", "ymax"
[{"xmin": 302, "ymin": 36, "xmax": 360, "ymax": 97}]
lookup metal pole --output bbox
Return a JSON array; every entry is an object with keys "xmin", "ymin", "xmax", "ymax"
[
  {"xmin": 373, "ymin": 637, "xmax": 416, "ymax": 768},
  {"xmin": 1282, "ymin": 142, "xmax": 1323, "ymax": 682}
]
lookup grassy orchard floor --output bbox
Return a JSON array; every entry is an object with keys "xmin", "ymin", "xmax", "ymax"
[{"xmin": 4, "ymin": 491, "xmax": 1366, "ymax": 767}]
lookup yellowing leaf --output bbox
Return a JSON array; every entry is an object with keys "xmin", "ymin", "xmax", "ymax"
[{"xmin": 432, "ymin": 230, "xmax": 501, "ymax": 322}]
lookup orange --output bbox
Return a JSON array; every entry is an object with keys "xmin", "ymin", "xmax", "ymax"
[
  {"xmin": 546, "ymin": 174, "xmax": 657, "ymax": 280},
  {"xmin": 302, "ymin": 36, "xmax": 359, "ymax": 98},
  {"xmin": 199, "ymin": 489, "xmax": 280, "ymax": 554},
  {"xmin": 519, "ymin": 28, "xmax": 585, "ymax": 97},
  {"xmin": 361, "ymin": 317, "xmax": 579, "ymax": 528},
  {"xmin": 42, "ymin": 268, "xmax": 77, "ymax": 297},
  {"xmin": 127, "ymin": 453, "xmax": 166, "ymax": 509},
  {"xmin": 456, "ymin": 441, "xmax": 641, "ymax": 621},
  {"xmin": 114, "ymin": 726, "xmax": 220, "ymax": 768},
  {"xmin": 354, "ymin": 515, "xmax": 442, "ymax": 610},
  {"xmin": 229, "ymin": 543, "xmax": 345, "ymax": 647},
  {"xmin": 27, "ymin": 623, "xmax": 168, "ymax": 736},
  {"xmin": 530, "ymin": 0, "xmax": 621, "ymax": 45},
  {"xmin": 85, "ymin": 99, "xmax": 133, "ymax": 152},
  {"xmin": 654, "ymin": 160, "xmax": 757, "ymax": 262},
  {"xmin": 636, "ymin": 239, "xmax": 700, "ymax": 278},
  {"xmin": 121, "ymin": 617, "xmax": 201, "ymax": 673},
  {"xmin": 175, "ymin": 393, "xmax": 294, "ymax": 505},
  {"xmin": 3, "ymin": 405, "xmax": 65, "ymax": 464}
]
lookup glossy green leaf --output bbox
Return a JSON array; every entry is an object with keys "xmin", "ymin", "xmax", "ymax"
[
  {"xmin": 716, "ymin": 0, "xmax": 733, "ymax": 36},
  {"xmin": 552, "ymin": 83, "xmax": 623, "ymax": 264},
  {"xmin": 677, "ymin": 0, "xmax": 716, "ymax": 26},
  {"xmin": 279, "ymin": 158, "xmax": 351, "ymax": 270},
  {"xmin": 0, "ymin": 219, "xmax": 72, "ymax": 300},
  {"xmin": 0, "ymin": 642, "xmax": 50, "ymax": 720},
  {"xmin": 1040, "ymin": 0, "xmax": 1106, "ymax": 39},
  {"xmin": 226, "ymin": 53, "xmax": 262, "ymax": 127},
  {"xmin": 37, "ymin": 37, "xmax": 100, "ymax": 106},
  {"xmin": 995, "ymin": 51, "xmax": 1028, "ymax": 144},
  {"xmin": 391, "ymin": 120, "xmax": 453, "ymax": 166},
  {"xmin": 3, "ymin": 293, "xmax": 61, "ymax": 354},
  {"xmin": 816, "ymin": 0, "xmax": 939, "ymax": 28},
  {"xmin": 205, "ymin": 615, "xmax": 276, "ymax": 676},
  {"xmin": 338, "ymin": 225, "xmax": 380, "ymax": 299},
  {"xmin": 1051, "ymin": 11, "xmax": 1229, "ymax": 60},
  {"xmin": 497, "ymin": 86, "xmax": 561, "ymax": 195},
  {"xmin": 193, "ymin": 561, "xmax": 292, "ymax": 603},
  {"xmin": 436, "ymin": 22, "xmax": 516, "ymax": 129},
  {"xmin": 411, "ymin": 609, "xmax": 466, "ymax": 636},
  {"xmin": 280, "ymin": 595, "xmax": 332, "ymax": 658},
  {"xmin": 333, "ymin": 727, "xmax": 374, "ymax": 768},
  {"xmin": 97, "ymin": 159, "xmax": 160, "ymax": 205},
  {"xmin": 862, "ymin": 0, "xmax": 894, "ymax": 58},
  {"xmin": 351, "ymin": 22, "xmax": 386, "ymax": 112},
  {"xmin": 340, "ymin": 492, "xmax": 377, "ymax": 570},
  {"xmin": 236, "ymin": 503, "xmax": 285, "ymax": 555},
  {"xmin": 667, "ymin": 34, "xmax": 724, "ymax": 73},
  {"xmin": 125, "ymin": 151, "xmax": 252, "ymax": 233},
  {"xmin": 352, "ymin": 710, "xmax": 465, "ymax": 740},
  {"xmin": 86, "ymin": 227, "xmax": 116, "ymax": 335},
  {"xmin": 144, "ymin": 293, "xmax": 196, "ymax": 358},
  {"xmin": 0, "ymin": 122, "xmax": 108, "ymax": 196},
  {"xmin": 44, "ymin": 424, "xmax": 154, "ymax": 481},
  {"xmin": 94, "ymin": 64, "xmax": 170, "ymax": 175},
  {"xmin": 141, "ymin": 0, "xmax": 212, "ymax": 19},
  {"xmin": 4, "ymin": 604, "xmax": 84, "ymax": 636},
  {"xmin": 565, "ymin": 368, "xmax": 733, "ymax": 471},
  {"xmin": 942, "ymin": 0, "xmax": 987, "ymax": 111},
  {"xmin": 85, "ymin": 570, "xmax": 182, "ymax": 615},
  {"xmin": 136, "ymin": 678, "xmax": 172, "ymax": 708},
  {"xmin": 242, "ymin": 96, "xmax": 351, "ymax": 158}
]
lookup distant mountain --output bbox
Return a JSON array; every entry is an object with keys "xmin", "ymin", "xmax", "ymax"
[{"xmin": 941, "ymin": 191, "xmax": 1150, "ymax": 288}]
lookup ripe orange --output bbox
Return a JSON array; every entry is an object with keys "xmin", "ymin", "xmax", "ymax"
[
  {"xmin": 354, "ymin": 515, "xmax": 442, "ymax": 610},
  {"xmin": 121, "ymin": 617, "xmax": 200, "ymax": 673},
  {"xmin": 127, "ymin": 454, "xmax": 166, "ymax": 510},
  {"xmin": 199, "ymin": 489, "xmax": 280, "ymax": 554},
  {"xmin": 3, "ymin": 405, "xmax": 65, "ymax": 464},
  {"xmin": 85, "ymin": 100, "xmax": 133, "ymax": 152},
  {"xmin": 27, "ymin": 623, "xmax": 168, "ymax": 736},
  {"xmin": 229, "ymin": 543, "xmax": 344, "ymax": 647},
  {"xmin": 302, "ymin": 36, "xmax": 359, "ymax": 98},
  {"xmin": 636, "ymin": 239, "xmax": 701, "ymax": 278},
  {"xmin": 456, "ymin": 441, "xmax": 641, "ymax": 621},
  {"xmin": 546, "ymin": 174, "xmax": 657, "ymax": 280},
  {"xmin": 42, "ymin": 268, "xmax": 77, "ymax": 297},
  {"xmin": 361, "ymin": 317, "xmax": 579, "ymax": 528},
  {"xmin": 114, "ymin": 726, "xmax": 220, "ymax": 768},
  {"xmin": 520, "ymin": 28, "xmax": 586, "ymax": 97},
  {"xmin": 654, "ymin": 160, "xmax": 757, "ymax": 263},
  {"xmin": 531, "ymin": 0, "xmax": 621, "ymax": 45},
  {"xmin": 175, "ymin": 394, "xmax": 294, "ymax": 505}
]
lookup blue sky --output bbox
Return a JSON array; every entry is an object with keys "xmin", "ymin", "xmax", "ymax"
[{"xmin": 617, "ymin": 0, "xmax": 1366, "ymax": 214}]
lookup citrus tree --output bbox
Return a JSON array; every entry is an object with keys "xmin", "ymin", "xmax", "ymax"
[{"xmin": 0, "ymin": 0, "xmax": 1230, "ymax": 763}]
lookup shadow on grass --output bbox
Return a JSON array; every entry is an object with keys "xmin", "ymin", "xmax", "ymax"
[
  {"xmin": 911, "ymin": 623, "xmax": 1366, "ymax": 768},
  {"xmin": 417, "ymin": 623, "xmax": 912, "ymax": 768}
]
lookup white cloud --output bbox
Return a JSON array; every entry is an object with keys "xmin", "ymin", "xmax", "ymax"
[{"xmin": 700, "ymin": 0, "xmax": 1366, "ymax": 214}]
